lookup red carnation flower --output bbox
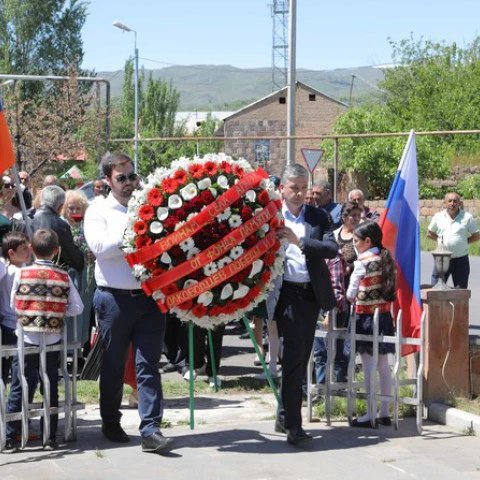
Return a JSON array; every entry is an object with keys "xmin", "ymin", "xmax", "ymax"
[
  {"xmin": 178, "ymin": 299, "xmax": 193, "ymax": 310},
  {"xmin": 231, "ymin": 267, "xmax": 251, "ymax": 283},
  {"xmin": 144, "ymin": 259, "xmax": 157, "ymax": 270},
  {"xmin": 209, "ymin": 305, "xmax": 222, "ymax": 316},
  {"xmin": 163, "ymin": 216, "xmax": 179, "ymax": 231},
  {"xmin": 204, "ymin": 161, "xmax": 218, "ymax": 176},
  {"xmin": 192, "ymin": 304, "xmax": 208, "ymax": 317},
  {"xmin": 161, "ymin": 177, "xmax": 179, "ymax": 194},
  {"xmin": 217, "ymin": 223, "xmax": 231, "ymax": 236},
  {"xmin": 163, "ymin": 283, "xmax": 180, "ymax": 295},
  {"xmin": 221, "ymin": 302, "xmax": 236, "ymax": 314},
  {"xmin": 147, "ymin": 188, "xmax": 164, "ymax": 207},
  {"xmin": 263, "ymin": 250, "xmax": 276, "ymax": 267},
  {"xmin": 233, "ymin": 164, "xmax": 245, "ymax": 177},
  {"xmin": 174, "ymin": 169, "xmax": 188, "ymax": 185},
  {"xmin": 248, "ymin": 285, "xmax": 262, "ymax": 300},
  {"xmin": 170, "ymin": 245, "xmax": 183, "ymax": 258},
  {"xmin": 135, "ymin": 235, "xmax": 152, "ymax": 249},
  {"xmin": 139, "ymin": 204, "xmax": 155, "ymax": 222},
  {"xmin": 258, "ymin": 190, "xmax": 270, "ymax": 207},
  {"xmin": 270, "ymin": 217, "xmax": 280, "ymax": 230},
  {"xmin": 190, "ymin": 196, "xmax": 204, "ymax": 210},
  {"xmin": 261, "ymin": 270, "xmax": 272, "ymax": 285},
  {"xmin": 240, "ymin": 205, "xmax": 253, "ymax": 221},
  {"xmin": 200, "ymin": 190, "xmax": 214, "ymax": 204},
  {"xmin": 275, "ymin": 199, "xmax": 282, "ymax": 209},
  {"xmin": 244, "ymin": 234, "xmax": 259, "ymax": 248},
  {"xmin": 236, "ymin": 296, "xmax": 251, "ymax": 309},
  {"xmin": 133, "ymin": 220, "xmax": 148, "ymax": 235},
  {"xmin": 175, "ymin": 207, "xmax": 188, "ymax": 221},
  {"xmin": 188, "ymin": 164, "xmax": 205, "ymax": 179},
  {"xmin": 219, "ymin": 161, "xmax": 232, "ymax": 174},
  {"xmin": 231, "ymin": 198, "xmax": 242, "ymax": 209}
]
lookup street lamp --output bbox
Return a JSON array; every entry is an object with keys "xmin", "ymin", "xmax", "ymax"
[{"xmin": 113, "ymin": 20, "xmax": 139, "ymax": 173}]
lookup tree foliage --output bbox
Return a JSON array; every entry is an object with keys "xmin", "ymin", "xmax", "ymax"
[
  {"xmin": 112, "ymin": 60, "xmax": 222, "ymax": 175},
  {"xmin": 323, "ymin": 35, "xmax": 480, "ymax": 197}
]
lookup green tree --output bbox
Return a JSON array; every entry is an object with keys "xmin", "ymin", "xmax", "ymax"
[{"xmin": 322, "ymin": 35, "xmax": 480, "ymax": 197}]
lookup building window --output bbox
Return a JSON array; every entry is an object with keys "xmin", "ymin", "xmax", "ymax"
[
  {"xmin": 309, "ymin": 94, "xmax": 316, "ymax": 101},
  {"xmin": 279, "ymin": 97, "xmax": 286, "ymax": 104},
  {"xmin": 255, "ymin": 139, "xmax": 271, "ymax": 166}
]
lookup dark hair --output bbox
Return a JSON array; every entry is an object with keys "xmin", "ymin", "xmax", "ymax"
[
  {"xmin": 341, "ymin": 201, "xmax": 362, "ymax": 218},
  {"xmin": 353, "ymin": 221, "xmax": 396, "ymax": 302},
  {"xmin": 31, "ymin": 228, "xmax": 59, "ymax": 258},
  {"xmin": 101, "ymin": 152, "xmax": 134, "ymax": 178},
  {"xmin": 2, "ymin": 231, "xmax": 28, "ymax": 261}
]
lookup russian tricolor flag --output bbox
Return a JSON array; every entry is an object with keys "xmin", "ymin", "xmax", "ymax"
[
  {"xmin": 0, "ymin": 100, "xmax": 15, "ymax": 175},
  {"xmin": 379, "ymin": 130, "xmax": 422, "ymax": 355}
]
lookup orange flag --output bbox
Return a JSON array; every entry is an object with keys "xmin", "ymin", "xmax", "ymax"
[{"xmin": 0, "ymin": 100, "xmax": 15, "ymax": 175}]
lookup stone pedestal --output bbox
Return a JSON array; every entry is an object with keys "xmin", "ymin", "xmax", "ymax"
[{"xmin": 421, "ymin": 288, "xmax": 470, "ymax": 405}]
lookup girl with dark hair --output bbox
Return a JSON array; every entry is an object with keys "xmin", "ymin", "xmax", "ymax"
[{"xmin": 346, "ymin": 221, "xmax": 396, "ymax": 428}]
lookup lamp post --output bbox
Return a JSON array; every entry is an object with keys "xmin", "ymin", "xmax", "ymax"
[{"xmin": 113, "ymin": 20, "xmax": 139, "ymax": 173}]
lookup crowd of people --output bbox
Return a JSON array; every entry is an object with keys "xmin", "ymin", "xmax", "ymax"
[{"xmin": 0, "ymin": 157, "xmax": 478, "ymax": 454}]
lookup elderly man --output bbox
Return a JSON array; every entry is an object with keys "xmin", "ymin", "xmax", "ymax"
[
  {"xmin": 18, "ymin": 171, "xmax": 33, "ymax": 210},
  {"xmin": 347, "ymin": 189, "xmax": 379, "ymax": 222},
  {"xmin": 84, "ymin": 152, "xmax": 173, "ymax": 454},
  {"xmin": 274, "ymin": 164, "xmax": 337, "ymax": 446},
  {"xmin": 312, "ymin": 180, "xmax": 342, "ymax": 228},
  {"xmin": 427, "ymin": 192, "xmax": 480, "ymax": 288},
  {"xmin": 31, "ymin": 185, "xmax": 84, "ymax": 273}
]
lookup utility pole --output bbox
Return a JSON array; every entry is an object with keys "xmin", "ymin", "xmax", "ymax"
[
  {"xmin": 349, "ymin": 74, "xmax": 357, "ymax": 104},
  {"xmin": 286, "ymin": 0, "xmax": 297, "ymax": 166}
]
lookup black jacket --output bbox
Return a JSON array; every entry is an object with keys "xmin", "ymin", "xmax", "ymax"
[{"xmin": 32, "ymin": 206, "xmax": 85, "ymax": 273}]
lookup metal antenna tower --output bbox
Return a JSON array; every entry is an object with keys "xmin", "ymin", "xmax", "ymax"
[{"xmin": 271, "ymin": 0, "xmax": 289, "ymax": 91}]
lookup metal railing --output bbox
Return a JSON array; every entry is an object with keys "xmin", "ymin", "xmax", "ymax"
[{"xmin": 306, "ymin": 307, "xmax": 425, "ymax": 435}]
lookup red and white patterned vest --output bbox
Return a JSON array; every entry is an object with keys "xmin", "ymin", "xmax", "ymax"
[
  {"xmin": 355, "ymin": 252, "xmax": 390, "ymax": 314},
  {"xmin": 15, "ymin": 265, "xmax": 70, "ymax": 333}
]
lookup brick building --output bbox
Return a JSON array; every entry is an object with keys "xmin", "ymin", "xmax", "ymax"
[{"xmin": 222, "ymin": 81, "xmax": 348, "ymax": 177}]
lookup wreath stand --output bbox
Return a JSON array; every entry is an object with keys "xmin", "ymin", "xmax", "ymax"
[{"xmin": 187, "ymin": 315, "xmax": 282, "ymax": 430}]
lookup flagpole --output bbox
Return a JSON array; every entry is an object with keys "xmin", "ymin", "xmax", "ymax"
[{"xmin": 11, "ymin": 166, "xmax": 32, "ymax": 239}]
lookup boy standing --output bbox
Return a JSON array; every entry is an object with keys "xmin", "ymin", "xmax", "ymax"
[
  {"xmin": 4, "ymin": 228, "xmax": 83, "ymax": 453},
  {"xmin": 0, "ymin": 232, "xmax": 31, "ymax": 386}
]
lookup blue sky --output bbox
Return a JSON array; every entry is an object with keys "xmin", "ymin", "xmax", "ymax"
[{"xmin": 82, "ymin": 0, "xmax": 480, "ymax": 72}]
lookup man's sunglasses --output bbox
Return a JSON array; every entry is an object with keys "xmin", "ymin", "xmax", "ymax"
[
  {"xmin": 2, "ymin": 183, "xmax": 14, "ymax": 189},
  {"xmin": 114, "ymin": 173, "xmax": 138, "ymax": 184}
]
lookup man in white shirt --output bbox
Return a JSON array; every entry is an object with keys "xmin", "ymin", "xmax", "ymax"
[
  {"xmin": 427, "ymin": 192, "xmax": 480, "ymax": 288},
  {"xmin": 84, "ymin": 152, "xmax": 173, "ymax": 454}
]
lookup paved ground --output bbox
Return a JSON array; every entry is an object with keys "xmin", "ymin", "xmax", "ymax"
[{"xmin": 2, "ymin": 324, "xmax": 480, "ymax": 479}]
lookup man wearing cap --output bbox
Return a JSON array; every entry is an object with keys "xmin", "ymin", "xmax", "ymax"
[
  {"xmin": 31, "ymin": 185, "xmax": 84, "ymax": 273},
  {"xmin": 84, "ymin": 152, "xmax": 174, "ymax": 454}
]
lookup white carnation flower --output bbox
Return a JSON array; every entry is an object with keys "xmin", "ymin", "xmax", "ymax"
[
  {"xmin": 160, "ymin": 252, "xmax": 172, "ymax": 264},
  {"xmin": 152, "ymin": 290, "xmax": 165, "ymax": 302},
  {"xmin": 217, "ymin": 175, "xmax": 229, "ymax": 189},
  {"xmin": 209, "ymin": 187, "xmax": 218, "ymax": 198},
  {"xmin": 187, "ymin": 247, "xmax": 201, "ymax": 259},
  {"xmin": 180, "ymin": 183, "xmax": 198, "ymax": 201},
  {"xmin": 217, "ymin": 207, "xmax": 232, "ymax": 221},
  {"xmin": 168, "ymin": 194, "xmax": 183, "ymax": 209},
  {"xmin": 230, "ymin": 245, "xmax": 244, "ymax": 260},
  {"xmin": 179, "ymin": 237, "xmax": 194, "ymax": 252},
  {"xmin": 157, "ymin": 207, "xmax": 169, "ymax": 221},
  {"xmin": 217, "ymin": 256, "xmax": 233, "ymax": 269},
  {"xmin": 245, "ymin": 190, "xmax": 256, "ymax": 202},
  {"xmin": 249, "ymin": 259, "xmax": 264, "ymax": 278},
  {"xmin": 228, "ymin": 214, "xmax": 242, "ymax": 229},
  {"xmin": 174, "ymin": 221, "xmax": 186, "ymax": 231},
  {"xmin": 220, "ymin": 283, "xmax": 233, "ymax": 300},
  {"xmin": 268, "ymin": 190, "xmax": 281, "ymax": 201},
  {"xmin": 198, "ymin": 291, "xmax": 213, "ymax": 306},
  {"xmin": 133, "ymin": 264, "xmax": 147, "ymax": 279},
  {"xmin": 203, "ymin": 262, "xmax": 218, "ymax": 276},
  {"xmin": 233, "ymin": 284, "xmax": 249, "ymax": 300},
  {"xmin": 262, "ymin": 223, "xmax": 270, "ymax": 233},
  {"xmin": 186, "ymin": 213, "xmax": 197, "ymax": 222},
  {"xmin": 197, "ymin": 177, "xmax": 211, "ymax": 190},
  {"xmin": 150, "ymin": 221, "xmax": 163, "ymax": 234},
  {"xmin": 184, "ymin": 279, "xmax": 198, "ymax": 289}
]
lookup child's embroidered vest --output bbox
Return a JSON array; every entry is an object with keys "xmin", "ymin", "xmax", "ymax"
[
  {"xmin": 355, "ymin": 252, "xmax": 390, "ymax": 314},
  {"xmin": 15, "ymin": 265, "xmax": 70, "ymax": 333}
]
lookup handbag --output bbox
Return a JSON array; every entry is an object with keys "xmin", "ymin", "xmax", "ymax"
[{"xmin": 79, "ymin": 330, "xmax": 105, "ymax": 381}]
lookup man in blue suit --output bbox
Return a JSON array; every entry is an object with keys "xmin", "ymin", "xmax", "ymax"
[{"xmin": 274, "ymin": 163, "xmax": 337, "ymax": 446}]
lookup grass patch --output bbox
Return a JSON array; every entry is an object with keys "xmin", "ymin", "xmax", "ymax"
[{"xmin": 452, "ymin": 396, "xmax": 480, "ymax": 416}]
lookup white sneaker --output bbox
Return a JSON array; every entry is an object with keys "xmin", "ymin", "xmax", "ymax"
[
  {"xmin": 183, "ymin": 369, "xmax": 197, "ymax": 382},
  {"xmin": 208, "ymin": 376, "xmax": 222, "ymax": 388}
]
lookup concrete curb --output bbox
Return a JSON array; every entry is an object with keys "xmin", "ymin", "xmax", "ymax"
[{"xmin": 429, "ymin": 402, "xmax": 480, "ymax": 434}]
